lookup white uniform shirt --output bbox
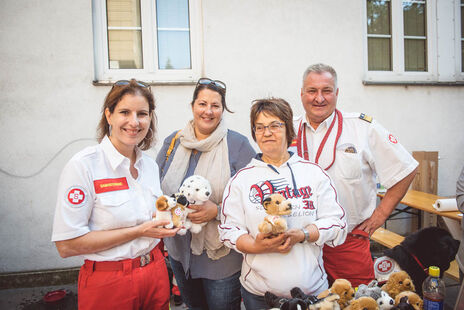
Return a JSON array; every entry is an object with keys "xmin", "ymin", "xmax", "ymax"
[
  {"xmin": 52, "ymin": 136, "xmax": 163, "ymax": 261},
  {"xmin": 219, "ymin": 154, "xmax": 347, "ymax": 297},
  {"xmin": 291, "ymin": 110, "xmax": 418, "ymax": 232}
]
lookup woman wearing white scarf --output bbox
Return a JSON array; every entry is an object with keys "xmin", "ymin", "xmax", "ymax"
[{"xmin": 156, "ymin": 78, "xmax": 256, "ymax": 310}]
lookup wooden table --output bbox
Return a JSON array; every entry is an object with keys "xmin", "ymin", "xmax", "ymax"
[{"xmin": 378, "ymin": 189, "xmax": 462, "ymax": 221}]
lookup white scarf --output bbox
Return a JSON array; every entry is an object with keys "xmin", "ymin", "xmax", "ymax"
[{"xmin": 161, "ymin": 119, "xmax": 231, "ymax": 260}]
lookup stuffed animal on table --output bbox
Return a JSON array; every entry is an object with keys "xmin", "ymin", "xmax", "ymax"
[
  {"xmin": 394, "ymin": 291, "xmax": 422, "ymax": 310},
  {"xmin": 382, "ymin": 271, "xmax": 415, "ymax": 299},
  {"xmin": 179, "ymin": 175, "xmax": 212, "ymax": 234},
  {"xmin": 355, "ymin": 280, "xmax": 383, "ymax": 301},
  {"xmin": 318, "ymin": 279, "xmax": 355, "ymax": 309},
  {"xmin": 345, "ymin": 296, "xmax": 379, "ymax": 310},
  {"xmin": 391, "ymin": 296, "xmax": 415, "ymax": 310},
  {"xmin": 290, "ymin": 287, "xmax": 320, "ymax": 307},
  {"xmin": 155, "ymin": 194, "xmax": 189, "ymax": 231},
  {"xmin": 258, "ymin": 193, "xmax": 292, "ymax": 235},
  {"xmin": 264, "ymin": 291, "xmax": 308, "ymax": 310},
  {"xmin": 376, "ymin": 291, "xmax": 395, "ymax": 310},
  {"xmin": 308, "ymin": 293, "xmax": 341, "ymax": 310}
]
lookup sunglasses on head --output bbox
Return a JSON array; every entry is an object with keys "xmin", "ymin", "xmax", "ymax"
[
  {"xmin": 196, "ymin": 78, "xmax": 226, "ymax": 91},
  {"xmin": 113, "ymin": 80, "xmax": 149, "ymax": 88}
]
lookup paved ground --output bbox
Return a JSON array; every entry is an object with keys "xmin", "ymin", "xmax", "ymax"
[
  {"xmin": 0, "ymin": 280, "xmax": 460, "ymax": 309},
  {"xmin": 0, "ymin": 283, "xmax": 189, "ymax": 310}
]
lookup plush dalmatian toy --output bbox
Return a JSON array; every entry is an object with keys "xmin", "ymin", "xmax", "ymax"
[{"xmin": 179, "ymin": 175, "xmax": 212, "ymax": 234}]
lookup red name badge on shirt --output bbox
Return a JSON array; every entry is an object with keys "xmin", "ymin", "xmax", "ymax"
[{"xmin": 94, "ymin": 177, "xmax": 129, "ymax": 194}]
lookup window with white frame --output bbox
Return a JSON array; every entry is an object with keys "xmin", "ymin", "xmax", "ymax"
[
  {"xmin": 93, "ymin": 0, "xmax": 202, "ymax": 83},
  {"xmin": 364, "ymin": 0, "xmax": 463, "ymax": 83}
]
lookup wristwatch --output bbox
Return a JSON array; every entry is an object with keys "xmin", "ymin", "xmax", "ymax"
[{"xmin": 300, "ymin": 228, "xmax": 310, "ymax": 243}]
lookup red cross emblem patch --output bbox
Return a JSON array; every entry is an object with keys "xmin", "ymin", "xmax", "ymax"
[
  {"xmin": 66, "ymin": 186, "xmax": 87, "ymax": 207},
  {"xmin": 374, "ymin": 256, "xmax": 401, "ymax": 282},
  {"xmin": 388, "ymin": 134, "xmax": 398, "ymax": 144},
  {"xmin": 377, "ymin": 259, "xmax": 392, "ymax": 273}
]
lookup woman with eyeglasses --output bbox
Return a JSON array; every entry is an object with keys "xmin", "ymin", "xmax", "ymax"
[
  {"xmin": 156, "ymin": 78, "xmax": 256, "ymax": 309},
  {"xmin": 52, "ymin": 79, "xmax": 179, "ymax": 310},
  {"xmin": 218, "ymin": 98, "xmax": 347, "ymax": 309}
]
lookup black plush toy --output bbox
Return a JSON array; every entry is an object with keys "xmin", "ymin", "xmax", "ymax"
[
  {"xmin": 290, "ymin": 287, "xmax": 319, "ymax": 306},
  {"xmin": 383, "ymin": 227, "xmax": 459, "ymax": 296},
  {"xmin": 264, "ymin": 291, "xmax": 308, "ymax": 310}
]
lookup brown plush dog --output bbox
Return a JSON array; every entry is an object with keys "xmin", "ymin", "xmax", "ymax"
[
  {"xmin": 308, "ymin": 293, "xmax": 341, "ymax": 310},
  {"xmin": 382, "ymin": 271, "xmax": 415, "ymax": 299},
  {"xmin": 258, "ymin": 193, "xmax": 292, "ymax": 235},
  {"xmin": 394, "ymin": 291, "xmax": 422, "ymax": 310},
  {"xmin": 345, "ymin": 296, "xmax": 380, "ymax": 310},
  {"xmin": 318, "ymin": 278, "xmax": 355, "ymax": 309},
  {"xmin": 155, "ymin": 194, "xmax": 188, "ymax": 229}
]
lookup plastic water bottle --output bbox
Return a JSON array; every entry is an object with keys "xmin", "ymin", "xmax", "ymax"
[{"xmin": 422, "ymin": 266, "xmax": 445, "ymax": 310}]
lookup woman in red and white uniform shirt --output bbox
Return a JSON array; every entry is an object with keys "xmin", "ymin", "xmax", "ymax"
[{"xmin": 52, "ymin": 80, "xmax": 178, "ymax": 310}]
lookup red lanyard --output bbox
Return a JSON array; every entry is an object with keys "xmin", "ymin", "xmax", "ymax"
[{"xmin": 297, "ymin": 109, "xmax": 343, "ymax": 170}]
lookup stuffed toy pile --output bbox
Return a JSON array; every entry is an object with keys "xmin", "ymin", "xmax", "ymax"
[{"xmin": 263, "ymin": 270, "xmax": 422, "ymax": 310}]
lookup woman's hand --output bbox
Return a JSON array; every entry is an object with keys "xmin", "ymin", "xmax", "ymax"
[
  {"xmin": 236, "ymin": 232, "xmax": 291, "ymax": 254},
  {"xmin": 55, "ymin": 219, "xmax": 179, "ymax": 258},
  {"xmin": 256, "ymin": 232, "xmax": 292, "ymax": 254},
  {"xmin": 284, "ymin": 229, "xmax": 306, "ymax": 247},
  {"xmin": 187, "ymin": 200, "xmax": 218, "ymax": 224},
  {"xmin": 139, "ymin": 219, "xmax": 180, "ymax": 239}
]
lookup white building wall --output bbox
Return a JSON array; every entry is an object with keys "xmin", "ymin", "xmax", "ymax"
[{"xmin": 0, "ymin": 0, "xmax": 463, "ymax": 272}]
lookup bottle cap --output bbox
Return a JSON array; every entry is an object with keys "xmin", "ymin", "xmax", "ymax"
[{"xmin": 429, "ymin": 266, "xmax": 440, "ymax": 277}]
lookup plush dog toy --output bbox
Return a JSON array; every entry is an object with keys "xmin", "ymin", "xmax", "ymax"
[
  {"xmin": 355, "ymin": 280, "xmax": 383, "ymax": 301},
  {"xmin": 155, "ymin": 194, "xmax": 189, "ymax": 230},
  {"xmin": 264, "ymin": 291, "xmax": 308, "ymax": 310},
  {"xmin": 391, "ymin": 296, "xmax": 415, "ymax": 310},
  {"xmin": 179, "ymin": 175, "xmax": 212, "ymax": 234},
  {"xmin": 290, "ymin": 287, "xmax": 320, "ymax": 307},
  {"xmin": 381, "ymin": 227, "xmax": 459, "ymax": 296},
  {"xmin": 394, "ymin": 291, "xmax": 422, "ymax": 310},
  {"xmin": 318, "ymin": 279, "xmax": 355, "ymax": 309},
  {"xmin": 258, "ymin": 193, "xmax": 292, "ymax": 235},
  {"xmin": 155, "ymin": 195, "xmax": 178, "ymax": 228},
  {"xmin": 382, "ymin": 271, "xmax": 415, "ymax": 299},
  {"xmin": 345, "ymin": 296, "xmax": 379, "ymax": 310},
  {"xmin": 308, "ymin": 293, "xmax": 341, "ymax": 310},
  {"xmin": 377, "ymin": 291, "xmax": 395, "ymax": 310}
]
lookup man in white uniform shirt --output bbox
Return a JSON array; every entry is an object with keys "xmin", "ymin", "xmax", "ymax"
[{"xmin": 290, "ymin": 63, "xmax": 418, "ymax": 286}]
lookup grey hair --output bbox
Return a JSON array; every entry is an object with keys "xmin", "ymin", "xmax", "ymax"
[{"xmin": 302, "ymin": 63, "xmax": 338, "ymax": 90}]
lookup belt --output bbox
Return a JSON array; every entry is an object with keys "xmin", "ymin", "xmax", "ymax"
[{"xmin": 85, "ymin": 246, "xmax": 160, "ymax": 272}]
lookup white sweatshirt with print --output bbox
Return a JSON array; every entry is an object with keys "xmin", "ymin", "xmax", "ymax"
[{"xmin": 219, "ymin": 154, "xmax": 347, "ymax": 297}]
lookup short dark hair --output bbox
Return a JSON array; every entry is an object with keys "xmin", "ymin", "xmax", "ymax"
[
  {"xmin": 97, "ymin": 79, "xmax": 156, "ymax": 150},
  {"xmin": 250, "ymin": 98, "xmax": 295, "ymax": 148},
  {"xmin": 191, "ymin": 79, "xmax": 232, "ymax": 113}
]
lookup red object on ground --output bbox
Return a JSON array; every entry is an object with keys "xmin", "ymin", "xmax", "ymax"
[{"xmin": 43, "ymin": 289, "xmax": 67, "ymax": 303}]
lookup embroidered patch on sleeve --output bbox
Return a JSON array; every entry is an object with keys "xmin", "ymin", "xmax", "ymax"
[
  {"xmin": 66, "ymin": 186, "xmax": 88, "ymax": 207},
  {"xmin": 388, "ymin": 134, "xmax": 398, "ymax": 144},
  {"xmin": 93, "ymin": 177, "xmax": 129, "ymax": 194},
  {"xmin": 359, "ymin": 113, "xmax": 373, "ymax": 123}
]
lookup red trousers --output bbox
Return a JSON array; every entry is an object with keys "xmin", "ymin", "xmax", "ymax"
[
  {"xmin": 78, "ymin": 245, "xmax": 170, "ymax": 310},
  {"xmin": 323, "ymin": 231, "xmax": 375, "ymax": 287}
]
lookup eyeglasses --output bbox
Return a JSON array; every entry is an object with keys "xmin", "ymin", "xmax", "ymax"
[
  {"xmin": 196, "ymin": 78, "xmax": 226, "ymax": 91},
  {"xmin": 253, "ymin": 122, "xmax": 285, "ymax": 134},
  {"xmin": 113, "ymin": 80, "xmax": 149, "ymax": 88}
]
